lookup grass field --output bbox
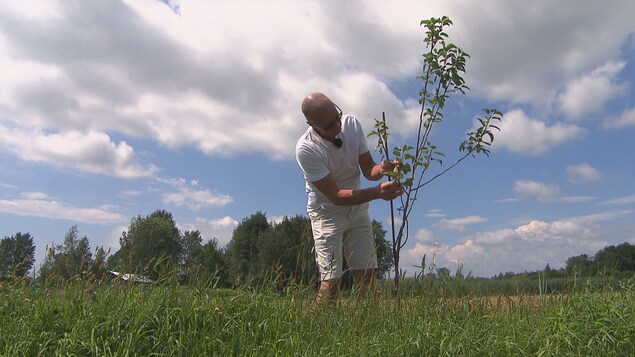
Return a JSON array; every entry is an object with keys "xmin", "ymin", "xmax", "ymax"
[{"xmin": 1, "ymin": 278, "xmax": 634, "ymax": 356}]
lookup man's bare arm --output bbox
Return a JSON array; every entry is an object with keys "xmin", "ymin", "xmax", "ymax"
[
  {"xmin": 312, "ymin": 173, "xmax": 402, "ymax": 206},
  {"xmin": 359, "ymin": 151, "xmax": 400, "ymax": 181}
]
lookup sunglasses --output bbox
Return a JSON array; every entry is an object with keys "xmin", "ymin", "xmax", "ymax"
[{"xmin": 310, "ymin": 104, "xmax": 342, "ymax": 131}]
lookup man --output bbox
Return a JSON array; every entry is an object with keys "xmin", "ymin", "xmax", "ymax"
[{"xmin": 295, "ymin": 92, "xmax": 402, "ymax": 304}]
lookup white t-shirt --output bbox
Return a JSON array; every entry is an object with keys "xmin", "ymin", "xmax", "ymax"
[{"xmin": 295, "ymin": 114, "xmax": 370, "ymax": 212}]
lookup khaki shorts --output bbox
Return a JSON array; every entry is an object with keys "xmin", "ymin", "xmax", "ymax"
[{"xmin": 308, "ymin": 204, "xmax": 378, "ymax": 281}]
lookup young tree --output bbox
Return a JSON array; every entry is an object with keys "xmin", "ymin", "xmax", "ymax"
[
  {"xmin": 0, "ymin": 232, "xmax": 36, "ymax": 281},
  {"xmin": 369, "ymin": 17, "xmax": 502, "ymax": 289}
]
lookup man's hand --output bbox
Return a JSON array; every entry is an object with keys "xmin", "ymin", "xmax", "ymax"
[
  {"xmin": 379, "ymin": 160, "xmax": 400, "ymax": 176},
  {"xmin": 378, "ymin": 181, "xmax": 403, "ymax": 201}
]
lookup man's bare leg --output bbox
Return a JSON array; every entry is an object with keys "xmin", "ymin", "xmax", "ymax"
[
  {"xmin": 350, "ymin": 269, "xmax": 377, "ymax": 299},
  {"xmin": 316, "ymin": 279, "xmax": 340, "ymax": 305}
]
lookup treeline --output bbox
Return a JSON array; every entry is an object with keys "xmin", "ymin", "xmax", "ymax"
[
  {"xmin": 491, "ymin": 242, "xmax": 635, "ymax": 281},
  {"xmin": 2, "ymin": 209, "xmax": 635, "ymax": 288},
  {"xmin": 0, "ymin": 209, "xmax": 392, "ymax": 288}
]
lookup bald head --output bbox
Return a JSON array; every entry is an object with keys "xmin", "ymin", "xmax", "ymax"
[{"xmin": 301, "ymin": 92, "xmax": 334, "ymax": 121}]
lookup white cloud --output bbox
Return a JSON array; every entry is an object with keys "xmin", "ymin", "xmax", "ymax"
[
  {"xmin": 162, "ymin": 189, "xmax": 233, "ymax": 211},
  {"xmin": 605, "ymin": 107, "xmax": 635, "ymax": 128},
  {"xmin": 471, "ymin": 228, "xmax": 516, "ymax": 245},
  {"xmin": 424, "ymin": 209, "xmax": 447, "ymax": 219},
  {"xmin": 120, "ymin": 190, "xmax": 142, "ymax": 197},
  {"xmin": 104, "ymin": 225, "xmax": 128, "ymax": 251},
  {"xmin": 513, "ymin": 220, "xmax": 581, "ymax": 242},
  {"xmin": 561, "ymin": 196, "xmax": 596, "ymax": 203},
  {"xmin": 268, "ymin": 215, "xmax": 286, "ymax": 226},
  {"xmin": 160, "ymin": 178, "xmax": 233, "ymax": 211},
  {"xmin": 445, "ymin": 239, "xmax": 484, "ymax": 267},
  {"xmin": 0, "ymin": 0, "xmax": 425, "ymax": 162},
  {"xmin": 566, "ymin": 163, "xmax": 602, "ymax": 183},
  {"xmin": 557, "ymin": 61, "xmax": 628, "ymax": 120},
  {"xmin": 447, "ymin": 1, "xmax": 635, "ymax": 105},
  {"xmin": 435, "ymin": 215, "xmax": 487, "ymax": 232},
  {"xmin": 401, "ymin": 240, "xmax": 447, "ymax": 272},
  {"xmin": 400, "ymin": 215, "xmax": 624, "ymax": 277},
  {"xmin": 0, "ymin": 181, "xmax": 17, "ymax": 189},
  {"xmin": 566, "ymin": 210, "xmax": 634, "ymax": 224},
  {"xmin": 20, "ymin": 191, "xmax": 49, "ymax": 200},
  {"xmin": 496, "ymin": 198, "xmax": 519, "ymax": 203},
  {"xmin": 512, "ymin": 179, "xmax": 595, "ymax": 203},
  {"xmin": 0, "ymin": 126, "xmax": 157, "ymax": 178},
  {"xmin": 0, "ymin": 0, "xmax": 631, "ymax": 164},
  {"xmin": 0, "ymin": 196, "xmax": 126, "ymax": 224},
  {"xmin": 414, "ymin": 228, "xmax": 435, "ymax": 244},
  {"xmin": 494, "ymin": 109, "xmax": 585, "ymax": 156},
  {"xmin": 514, "ymin": 179, "xmax": 561, "ymax": 202},
  {"xmin": 600, "ymin": 194, "xmax": 635, "ymax": 206},
  {"xmin": 190, "ymin": 216, "xmax": 238, "ymax": 247}
]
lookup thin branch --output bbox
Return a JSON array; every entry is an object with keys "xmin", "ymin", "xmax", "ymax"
[
  {"xmin": 382, "ymin": 112, "xmax": 397, "ymax": 261},
  {"xmin": 414, "ymin": 152, "xmax": 470, "ymax": 190}
]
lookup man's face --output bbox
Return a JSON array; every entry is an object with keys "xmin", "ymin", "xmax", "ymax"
[{"xmin": 308, "ymin": 103, "xmax": 342, "ymax": 138}]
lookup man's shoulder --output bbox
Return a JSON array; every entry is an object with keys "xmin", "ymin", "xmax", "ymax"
[
  {"xmin": 342, "ymin": 114, "xmax": 362, "ymax": 131},
  {"xmin": 296, "ymin": 130, "xmax": 323, "ymax": 158},
  {"xmin": 296, "ymin": 128, "xmax": 315, "ymax": 148},
  {"xmin": 342, "ymin": 114, "xmax": 360, "ymax": 123}
]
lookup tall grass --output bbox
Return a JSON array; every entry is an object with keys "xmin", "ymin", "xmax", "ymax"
[
  {"xmin": 1, "ymin": 276, "xmax": 634, "ymax": 355},
  {"xmin": 397, "ymin": 272, "xmax": 630, "ymax": 298}
]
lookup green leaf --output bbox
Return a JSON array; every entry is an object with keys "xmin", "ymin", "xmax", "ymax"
[{"xmin": 487, "ymin": 132, "xmax": 494, "ymax": 143}]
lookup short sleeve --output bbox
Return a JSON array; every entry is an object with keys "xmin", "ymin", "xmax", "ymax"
[
  {"xmin": 296, "ymin": 142, "xmax": 329, "ymax": 183},
  {"xmin": 354, "ymin": 117, "xmax": 370, "ymax": 155}
]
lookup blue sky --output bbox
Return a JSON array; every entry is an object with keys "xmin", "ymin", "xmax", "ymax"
[{"xmin": 0, "ymin": 0, "xmax": 634, "ymax": 277}]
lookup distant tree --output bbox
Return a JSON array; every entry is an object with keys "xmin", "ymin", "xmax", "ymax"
[
  {"xmin": 39, "ymin": 225, "xmax": 92, "ymax": 282},
  {"xmin": 542, "ymin": 262, "xmax": 565, "ymax": 278},
  {"xmin": 224, "ymin": 212, "xmax": 270, "ymax": 286},
  {"xmin": 222, "ymin": 213, "xmax": 394, "ymax": 289},
  {"xmin": 181, "ymin": 230, "xmax": 203, "ymax": 264},
  {"xmin": 179, "ymin": 230, "xmax": 203, "ymax": 284},
  {"xmin": 194, "ymin": 238, "xmax": 229, "ymax": 287},
  {"xmin": 110, "ymin": 209, "xmax": 181, "ymax": 279},
  {"xmin": 436, "ymin": 267, "xmax": 451, "ymax": 279},
  {"xmin": 594, "ymin": 242, "xmax": 635, "ymax": 274},
  {"xmin": 87, "ymin": 246, "xmax": 110, "ymax": 282},
  {"xmin": 256, "ymin": 215, "xmax": 316, "ymax": 287},
  {"xmin": 494, "ymin": 271, "xmax": 518, "ymax": 279},
  {"xmin": 0, "ymin": 232, "xmax": 36, "ymax": 281},
  {"xmin": 566, "ymin": 254, "xmax": 592, "ymax": 276},
  {"xmin": 372, "ymin": 220, "xmax": 394, "ymax": 279}
]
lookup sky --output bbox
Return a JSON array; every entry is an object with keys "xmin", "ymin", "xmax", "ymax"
[{"xmin": 0, "ymin": 0, "xmax": 634, "ymax": 278}]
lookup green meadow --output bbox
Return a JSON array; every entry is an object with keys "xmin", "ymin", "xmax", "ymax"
[{"xmin": 2, "ymin": 277, "xmax": 634, "ymax": 356}]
